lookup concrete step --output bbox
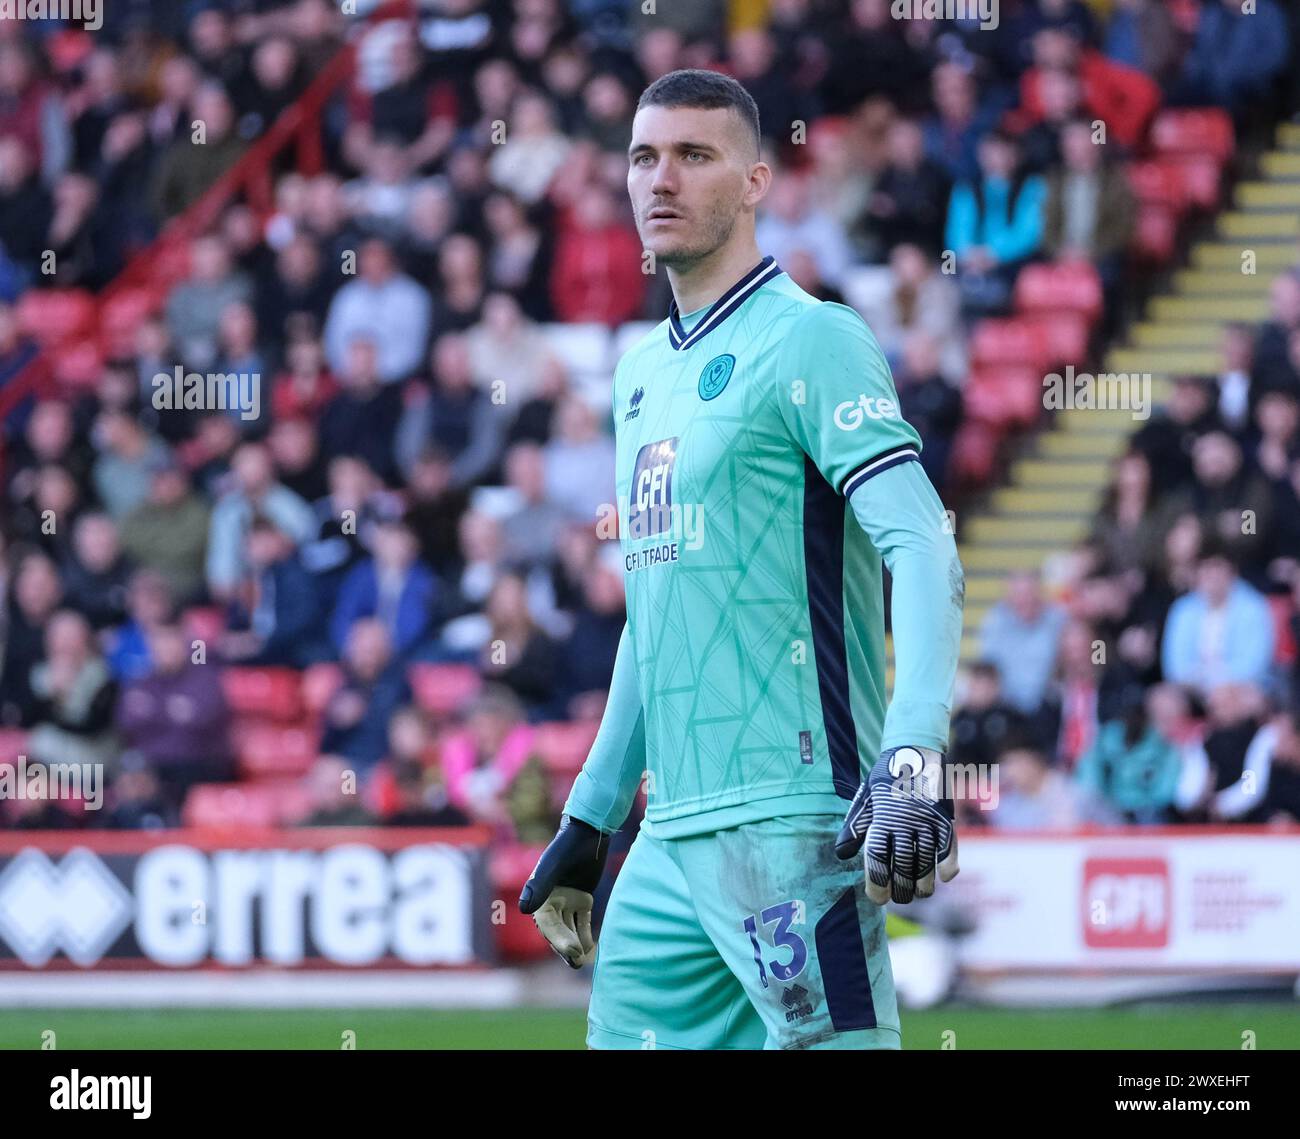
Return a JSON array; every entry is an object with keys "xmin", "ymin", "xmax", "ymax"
[
  {"xmin": 1191, "ymin": 243, "xmax": 1296, "ymax": 270},
  {"xmin": 1218, "ymin": 212, "xmax": 1299, "ymax": 240},
  {"xmin": 1150, "ymin": 295, "xmax": 1270, "ymax": 322}
]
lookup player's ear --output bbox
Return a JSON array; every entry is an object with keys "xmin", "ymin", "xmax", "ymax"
[{"xmin": 744, "ymin": 160, "xmax": 772, "ymax": 208}]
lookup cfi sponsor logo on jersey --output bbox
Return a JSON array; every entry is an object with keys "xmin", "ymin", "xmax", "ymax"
[
  {"xmin": 698, "ymin": 353, "xmax": 735, "ymax": 401},
  {"xmin": 624, "ymin": 386, "xmax": 645, "ymax": 422}
]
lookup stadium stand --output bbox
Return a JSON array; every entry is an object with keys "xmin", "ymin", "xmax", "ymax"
[{"xmin": 2, "ymin": 0, "xmax": 1300, "ymax": 963}]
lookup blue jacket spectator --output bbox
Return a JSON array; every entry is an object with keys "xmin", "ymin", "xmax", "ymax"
[
  {"xmin": 1175, "ymin": 0, "xmax": 1290, "ymax": 117},
  {"xmin": 1161, "ymin": 549, "xmax": 1276, "ymax": 692},
  {"xmin": 330, "ymin": 513, "xmax": 440, "ymax": 658}
]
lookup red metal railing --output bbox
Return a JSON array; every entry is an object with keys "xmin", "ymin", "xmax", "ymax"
[{"xmin": 0, "ymin": 0, "xmax": 415, "ymax": 437}]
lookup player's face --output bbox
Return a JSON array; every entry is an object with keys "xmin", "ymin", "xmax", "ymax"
[{"xmin": 627, "ymin": 104, "xmax": 766, "ymax": 267}]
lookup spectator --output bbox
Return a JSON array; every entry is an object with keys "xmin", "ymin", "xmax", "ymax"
[
  {"xmin": 464, "ymin": 292, "xmax": 558, "ymax": 407},
  {"xmin": 164, "ymin": 234, "xmax": 255, "ymax": 371},
  {"xmin": 499, "ymin": 441, "xmax": 577, "ymax": 572},
  {"xmin": 319, "ymin": 619, "xmax": 411, "ymax": 770},
  {"xmin": 26, "ymin": 610, "xmax": 118, "ymax": 768},
  {"xmin": 1042, "ymin": 117, "xmax": 1136, "ymax": 294},
  {"xmin": 330, "ymin": 509, "xmax": 440, "ymax": 659},
  {"xmin": 152, "ymin": 82, "xmax": 246, "ymax": 219},
  {"xmin": 855, "ymin": 117, "xmax": 951, "ymax": 261},
  {"xmin": 395, "ymin": 332, "xmax": 508, "ymax": 487},
  {"xmin": 91, "ymin": 408, "xmax": 171, "ymax": 520},
  {"xmin": 1161, "ymin": 543, "xmax": 1275, "ymax": 693},
  {"xmin": 323, "ymin": 237, "xmax": 431, "ymax": 383},
  {"xmin": 1020, "ymin": 26, "xmax": 1159, "ymax": 150},
  {"xmin": 0, "ymin": 551, "xmax": 63, "ymax": 725},
  {"xmin": 978, "ymin": 570, "xmax": 1069, "ymax": 715},
  {"xmin": 893, "ymin": 331, "xmax": 963, "ymax": 491},
  {"xmin": 488, "ymin": 89, "xmax": 571, "ymax": 205},
  {"xmin": 1102, "ymin": 0, "xmax": 1182, "ymax": 90},
  {"xmin": 549, "ymin": 184, "xmax": 646, "ymax": 324},
  {"xmin": 951, "ymin": 661, "xmax": 1030, "ymax": 772},
  {"xmin": 988, "ymin": 744, "xmax": 1093, "ymax": 830},
  {"xmin": 543, "ymin": 394, "xmax": 616, "ymax": 525},
  {"xmin": 756, "ymin": 167, "xmax": 852, "ymax": 293},
  {"xmin": 206, "ymin": 442, "xmax": 316, "ymax": 602},
  {"xmin": 118, "ymin": 455, "xmax": 210, "ymax": 605},
  {"xmin": 1075, "ymin": 685, "xmax": 1182, "ymax": 823},
  {"xmin": 440, "ymin": 684, "xmax": 556, "ymax": 841},
  {"xmin": 476, "ymin": 571, "xmax": 561, "ymax": 716},
  {"xmin": 62, "ymin": 512, "xmax": 132, "ymax": 630},
  {"xmin": 221, "ymin": 515, "xmax": 329, "ymax": 668},
  {"xmin": 1173, "ymin": 0, "xmax": 1290, "ymax": 121},
  {"xmin": 1131, "ymin": 375, "xmax": 1224, "ymax": 499},
  {"xmin": 317, "ymin": 335, "xmax": 406, "ymax": 484},
  {"xmin": 299, "ymin": 755, "xmax": 377, "ymax": 826},
  {"xmin": 116, "ymin": 618, "xmax": 233, "ymax": 812},
  {"xmin": 945, "ymin": 130, "xmax": 1047, "ymax": 315}
]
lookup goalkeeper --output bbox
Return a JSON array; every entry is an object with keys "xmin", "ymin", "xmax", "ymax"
[{"xmin": 519, "ymin": 69, "xmax": 964, "ymax": 1051}]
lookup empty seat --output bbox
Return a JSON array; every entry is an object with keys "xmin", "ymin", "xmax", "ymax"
[
  {"xmin": 1131, "ymin": 202, "xmax": 1178, "ymax": 266},
  {"xmin": 182, "ymin": 783, "xmax": 280, "ymax": 829},
  {"xmin": 99, "ymin": 286, "xmax": 160, "ymax": 358},
  {"xmin": 1014, "ymin": 262, "xmax": 1103, "ymax": 326},
  {"xmin": 530, "ymin": 720, "xmax": 599, "ymax": 780},
  {"xmin": 1150, "ymin": 109, "xmax": 1234, "ymax": 163},
  {"xmin": 221, "ymin": 667, "xmax": 304, "ymax": 721},
  {"xmin": 964, "ymin": 367, "xmax": 1044, "ymax": 430},
  {"xmin": 970, "ymin": 318, "xmax": 1051, "ymax": 373},
  {"xmin": 16, "ymin": 289, "xmax": 95, "ymax": 345},
  {"xmin": 233, "ymin": 722, "xmax": 318, "ymax": 780},
  {"xmin": 1021, "ymin": 312, "xmax": 1090, "ymax": 367},
  {"xmin": 409, "ymin": 662, "xmax": 483, "ymax": 718}
]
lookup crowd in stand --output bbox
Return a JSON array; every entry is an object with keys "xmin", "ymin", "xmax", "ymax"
[
  {"xmin": 967, "ymin": 271, "xmax": 1300, "ymax": 827},
  {"xmin": 0, "ymin": 0, "xmax": 1298, "ymax": 836}
]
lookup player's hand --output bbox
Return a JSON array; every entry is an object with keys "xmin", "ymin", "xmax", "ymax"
[
  {"xmin": 834, "ymin": 746, "xmax": 959, "ymax": 905},
  {"xmin": 518, "ymin": 814, "xmax": 609, "ymax": 968}
]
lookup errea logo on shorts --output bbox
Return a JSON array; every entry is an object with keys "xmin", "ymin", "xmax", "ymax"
[{"xmin": 833, "ymin": 395, "xmax": 898, "ymax": 430}]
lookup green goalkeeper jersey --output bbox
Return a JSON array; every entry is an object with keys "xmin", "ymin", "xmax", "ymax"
[{"xmin": 567, "ymin": 255, "xmax": 964, "ymax": 840}]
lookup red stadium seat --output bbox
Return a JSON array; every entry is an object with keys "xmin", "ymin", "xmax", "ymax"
[
  {"xmin": 409, "ymin": 662, "xmax": 483, "ymax": 718},
  {"xmin": 1021, "ymin": 312, "xmax": 1091, "ymax": 367},
  {"xmin": 964, "ymin": 367, "xmax": 1044, "ymax": 430},
  {"xmin": 233, "ymin": 722, "xmax": 318, "ymax": 780},
  {"xmin": 970, "ymin": 318, "xmax": 1051, "ymax": 374},
  {"xmin": 1172, "ymin": 155, "xmax": 1222, "ymax": 212},
  {"xmin": 183, "ymin": 783, "xmax": 281, "ymax": 829},
  {"xmin": 1150, "ymin": 109, "xmax": 1234, "ymax": 164},
  {"xmin": 490, "ymin": 842, "xmax": 553, "ymax": 962},
  {"xmin": 950, "ymin": 421, "xmax": 1001, "ymax": 486},
  {"xmin": 1014, "ymin": 262, "xmax": 1104, "ymax": 327},
  {"xmin": 187, "ymin": 779, "xmax": 314, "ymax": 825},
  {"xmin": 51, "ymin": 341, "xmax": 103, "ymax": 388},
  {"xmin": 100, "ymin": 286, "xmax": 160, "ymax": 358},
  {"xmin": 221, "ymin": 667, "xmax": 304, "ymax": 721},
  {"xmin": 16, "ymin": 289, "xmax": 96, "ymax": 345},
  {"xmin": 1131, "ymin": 202, "xmax": 1178, "ymax": 266},
  {"xmin": 531, "ymin": 720, "xmax": 601, "ymax": 786},
  {"xmin": 0, "ymin": 730, "xmax": 30, "ymax": 762},
  {"xmin": 302, "ymin": 663, "xmax": 345, "ymax": 719},
  {"xmin": 1126, "ymin": 159, "xmax": 1190, "ymax": 213}
]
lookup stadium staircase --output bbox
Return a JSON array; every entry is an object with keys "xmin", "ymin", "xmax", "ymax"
[{"xmin": 948, "ymin": 112, "xmax": 1300, "ymax": 667}]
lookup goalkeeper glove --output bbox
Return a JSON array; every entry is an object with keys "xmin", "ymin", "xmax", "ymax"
[
  {"xmin": 835, "ymin": 745, "xmax": 959, "ymax": 905},
  {"xmin": 518, "ymin": 814, "xmax": 609, "ymax": 968}
]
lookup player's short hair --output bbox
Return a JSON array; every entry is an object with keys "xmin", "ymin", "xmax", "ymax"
[{"xmin": 636, "ymin": 68, "xmax": 761, "ymax": 158}]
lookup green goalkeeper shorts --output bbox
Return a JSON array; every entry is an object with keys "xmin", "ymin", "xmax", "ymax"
[{"xmin": 587, "ymin": 814, "xmax": 901, "ymax": 1050}]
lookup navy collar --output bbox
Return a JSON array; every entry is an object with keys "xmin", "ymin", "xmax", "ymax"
[{"xmin": 667, "ymin": 255, "xmax": 784, "ymax": 351}]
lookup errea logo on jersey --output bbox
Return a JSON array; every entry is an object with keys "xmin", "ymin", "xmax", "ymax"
[{"xmin": 834, "ymin": 395, "xmax": 898, "ymax": 430}]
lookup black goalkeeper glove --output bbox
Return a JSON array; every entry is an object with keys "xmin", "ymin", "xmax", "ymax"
[
  {"xmin": 835, "ymin": 745, "xmax": 960, "ymax": 905},
  {"xmin": 518, "ymin": 814, "xmax": 610, "ymax": 968}
]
